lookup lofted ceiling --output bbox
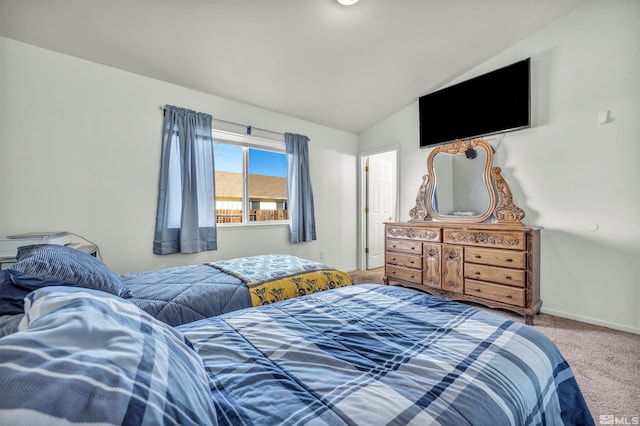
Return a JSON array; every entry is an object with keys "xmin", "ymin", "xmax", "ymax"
[{"xmin": 0, "ymin": 0, "xmax": 587, "ymax": 134}]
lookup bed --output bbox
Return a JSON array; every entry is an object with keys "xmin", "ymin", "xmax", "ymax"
[
  {"xmin": 0, "ymin": 283, "xmax": 594, "ymax": 425},
  {"xmin": 122, "ymin": 253, "xmax": 352, "ymax": 326},
  {"xmin": 0, "ymin": 244, "xmax": 353, "ymax": 332}
]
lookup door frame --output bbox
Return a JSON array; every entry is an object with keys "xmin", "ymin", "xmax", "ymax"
[{"xmin": 357, "ymin": 145, "xmax": 400, "ymax": 270}]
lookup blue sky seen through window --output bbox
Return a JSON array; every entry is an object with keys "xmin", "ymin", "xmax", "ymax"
[{"xmin": 214, "ymin": 143, "xmax": 286, "ymax": 177}]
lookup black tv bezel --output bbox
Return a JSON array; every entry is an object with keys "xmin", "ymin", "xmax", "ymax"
[{"xmin": 419, "ymin": 58, "xmax": 531, "ymax": 148}]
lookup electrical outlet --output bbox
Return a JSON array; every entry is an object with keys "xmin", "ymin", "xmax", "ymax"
[{"xmin": 319, "ymin": 251, "xmax": 325, "ymax": 260}]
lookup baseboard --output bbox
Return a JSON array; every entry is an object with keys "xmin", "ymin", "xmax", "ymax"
[
  {"xmin": 541, "ymin": 307, "xmax": 640, "ymax": 335},
  {"xmin": 341, "ymin": 266, "xmax": 358, "ymax": 273}
]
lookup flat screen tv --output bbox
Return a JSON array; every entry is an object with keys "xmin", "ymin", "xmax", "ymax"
[{"xmin": 419, "ymin": 58, "xmax": 530, "ymax": 148}]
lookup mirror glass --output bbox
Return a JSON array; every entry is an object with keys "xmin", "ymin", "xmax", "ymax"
[
  {"xmin": 425, "ymin": 140, "xmax": 496, "ymax": 223},
  {"xmin": 432, "ymin": 148, "xmax": 489, "ymax": 217}
]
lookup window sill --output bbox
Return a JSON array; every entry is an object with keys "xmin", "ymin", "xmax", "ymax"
[{"xmin": 217, "ymin": 221, "xmax": 290, "ymax": 229}]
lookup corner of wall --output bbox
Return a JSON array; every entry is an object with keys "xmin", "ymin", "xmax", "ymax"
[{"xmin": 0, "ymin": 36, "xmax": 6, "ymax": 235}]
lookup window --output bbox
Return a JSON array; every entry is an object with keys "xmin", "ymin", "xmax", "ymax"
[{"xmin": 213, "ymin": 129, "xmax": 288, "ymax": 225}]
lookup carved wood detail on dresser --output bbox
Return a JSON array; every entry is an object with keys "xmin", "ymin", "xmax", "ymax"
[{"xmin": 384, "ymin": 222, "xmax": 542, "ymax": 325}]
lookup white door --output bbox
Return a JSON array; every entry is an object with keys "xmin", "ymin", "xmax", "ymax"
[{"xmin": 366, "ymin": 154, "xmax": 395, "ymax": 269}]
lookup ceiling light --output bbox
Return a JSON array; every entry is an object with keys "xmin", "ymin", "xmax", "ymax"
[{"xmin": 337, "ymin": 0, "xmax": 359, "ymax": 5}]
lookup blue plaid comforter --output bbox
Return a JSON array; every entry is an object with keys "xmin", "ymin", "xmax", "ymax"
[
  {"xmin": 180, "ymin": 284, "xmax": 594, "ymax": 426},
  {"xmin": 0, "ymin": 284, "xmax": 593, "ymax": 425}
]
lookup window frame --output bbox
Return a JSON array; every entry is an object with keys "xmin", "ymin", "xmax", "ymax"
[{"xmin": 213, "ymin": 127, "xmax": 289, "ymax": 227}]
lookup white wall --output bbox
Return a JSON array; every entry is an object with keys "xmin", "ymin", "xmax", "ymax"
[
  {"xmin": 359, "ymin": 0, "xmax": 640, "ymax": 334},
  {"xmin": 0, "ymin": 37, "xmax": 5, "ymax": 233},
  {"xmin": 0, "ymin": 37, "xmax": 358, "ymax": 274}
]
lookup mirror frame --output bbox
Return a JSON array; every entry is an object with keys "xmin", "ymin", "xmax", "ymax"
[{"xmin": 425, "ymin": 139, "xmax": 496, "ymax": 223}]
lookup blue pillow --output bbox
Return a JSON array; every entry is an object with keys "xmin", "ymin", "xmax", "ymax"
[
  {"xmin": 0, "ymin": 286, "xmax": 218, "ymax": 425},
  {"xmin": 8, "ymin": 244, "xmax": 131, "ymax": 299},
  {"xmin": 0, "ymin": 269, "xmax": 89, "ymax": 315},
  {"xmin": 0, "ymin": 270, "xmax": 23, "ymax": 315}
]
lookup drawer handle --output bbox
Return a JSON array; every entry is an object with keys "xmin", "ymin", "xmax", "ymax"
[
  {"xmin": 504, "ymin": 293, "xmax": 512, "ymax": 298},
  {"xmin": 474, "ymin": 255, "xmax": 482, "ymax": 259},
  {"xmin": 410, "ymin": 247, "xmax": 415, "ymax": 250},
  {"xmin": 475, "ymin": 271, "xmax": 481, "ymax": 275},
  {"xmin": 473, "ymin": 288, "xmax": 480, "ymax": 292},
  {"xmin": 505, "ymin": 275, "xmax": 512, "ymax": 280},
  {"xmin": 505, "ymin": 258, "xmax": 513, "ymax": 262}
]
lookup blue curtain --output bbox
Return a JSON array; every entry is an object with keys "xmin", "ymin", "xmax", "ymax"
[
  {"xmin": 285, "ymin": 133, "xmax": 316, "ymax": 243},
  {"xmin": 153, "ymin": 105, "xmax": 217, "ymax": 254}
]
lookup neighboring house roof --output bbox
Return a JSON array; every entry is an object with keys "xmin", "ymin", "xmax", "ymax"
[{"xmin": 215, "ymin": 171, "xmax": 287, "ymax": 201}]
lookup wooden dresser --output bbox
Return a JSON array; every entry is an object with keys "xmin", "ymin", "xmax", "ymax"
[{"xmin": 384, "ymin": 222, "xmax": 541, "ymax": 325}]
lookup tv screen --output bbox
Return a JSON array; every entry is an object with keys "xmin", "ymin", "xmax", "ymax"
[{"xmin": 419, "ymin": 58, "xmax": 530, "ymax": 148}]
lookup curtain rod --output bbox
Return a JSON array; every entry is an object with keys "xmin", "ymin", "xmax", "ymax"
[{"xmin": 160, "ymin": 105, "xmax": 285, "ymax": 138}]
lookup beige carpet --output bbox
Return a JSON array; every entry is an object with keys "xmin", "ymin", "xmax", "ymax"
[{"xmin": 350, "ymin": 268, "xmax": 640, "ymax": 422}]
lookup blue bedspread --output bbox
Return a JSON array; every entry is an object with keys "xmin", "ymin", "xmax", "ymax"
[
  {"xmin": 122, "ymin": 264, "xmax": 250, "ymax": 326},
  {"xmin": 179, "ymin": 284, "xmax": 594, "ymax": 426},
  {"xmin": 0, "ymin": 284, "xmax": 593, "ymax": 425}
]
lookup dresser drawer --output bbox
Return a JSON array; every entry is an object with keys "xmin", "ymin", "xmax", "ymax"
[
  {"xmin": 386, "ymin": 264, "xmax": 422, "ymax": 285},
  {"xmin": 465, "ymin": 247, "xmax": 525, "ymax": 269},
  {"xmin": 464, "ymin": 263, "xmax": 525, "ymax": 287},
  {"xmin": 444, "ymin": 229, "xmax": 526, "ymax": 250},
  {"xmin": 465, "ymin": 279, "xmax": 525, "ymax": 307},
  {"xmin": 387, "ymin": 239, "xmax": 422, "ymax": 255},
  {"xmin": 386, "ymin": 252, "xmax": 422, "ymax": 270},
  {"xmin": 386, "ymin": 225, "xmax": 440, "ymax": 242}
]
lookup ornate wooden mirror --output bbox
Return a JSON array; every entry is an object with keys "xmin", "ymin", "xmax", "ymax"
[{"xmin": 409, "ymin": 139, "xmax": 525, "ymax": 224}]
